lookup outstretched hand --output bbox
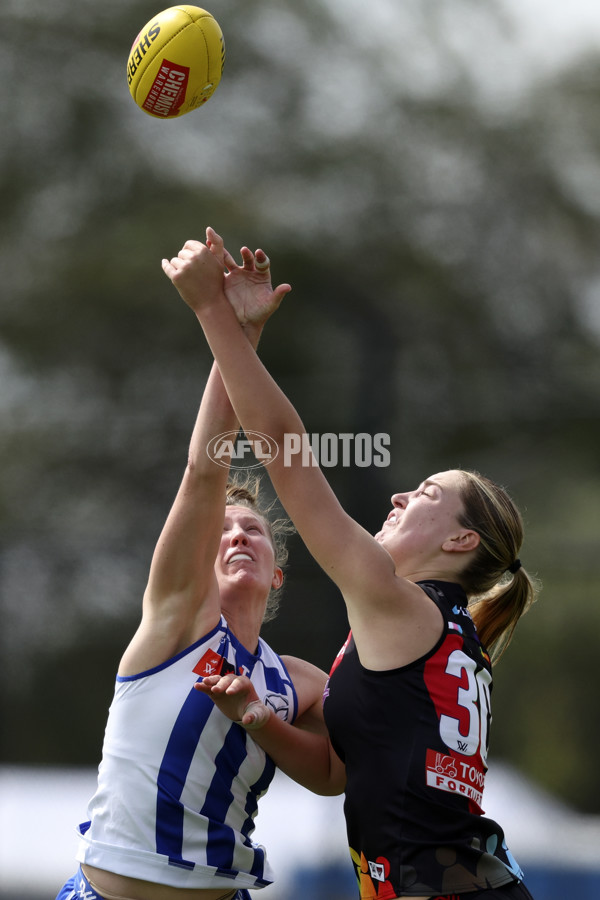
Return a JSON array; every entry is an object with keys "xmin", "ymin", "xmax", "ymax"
[
  {"xmin": 162, "ymin": 227, "xmax": 291, "ymax": 329},
  {"xmin": 195, "ymin": 672, "xmax": 271, "ymax": 730},
  {"xmin": 207, "ymin": 227, "xmax": 291, "ymax": 328}
]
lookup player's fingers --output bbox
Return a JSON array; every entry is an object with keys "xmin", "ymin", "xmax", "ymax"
[
  {"xmin": 161, "ymin": 257, "xmax": 184, "ymax": 277},
  {"xmin": 272, "ymin": 283, "xmax": 291, "ymax": 303},
  {"xmin": 180, "ymin": 245, "xmax": 205, "ymax": 260},
  {"xmin": 206, "ymin": 226, "xmax": 223, "ymax": 247},
  {"xmin": 206, "ymin": 228, "xmax": 225, "ymax": 262},
  {"xmin": 239, "ymin": 246, "xmax": 255, "ymax": 269},
  {"xmin": 207, "ymin": 673, "xmax": 237, "ymax": 692},
  {"xmin": 224, "ymin": 676, "xmax": 252, "ymax": 695},
  {"xmin": 242, "ymin": 701, "xmax": 271, "ymax": 730},
  {"xmin": 254, "ymin": 251, "xmax": 270, "ymax": 272},
  {"xmin": 197, "ymin": 674, "xmax": 220, "ymax": 687},
  {"xmin": 222, "ymin": 247, "xmax": 238, "ymax": 270}
]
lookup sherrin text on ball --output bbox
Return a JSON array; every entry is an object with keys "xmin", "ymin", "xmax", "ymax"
[{"xmin": 127, "ymin": 5, "xmax": 225, "ymax": 119}]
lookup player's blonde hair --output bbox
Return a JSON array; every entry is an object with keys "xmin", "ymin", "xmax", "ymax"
[
  {"xmin": 226, "ymin": 472, "xmax": 295, "ymax": 623},
  {"xmin": 457, "ymin": 470, "xmax": 539, "ymax": 663}
]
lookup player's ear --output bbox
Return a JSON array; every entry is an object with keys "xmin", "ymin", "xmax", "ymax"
[
  {"xmin": 271, "ymin": 567, "xmax": 284, "ymax": 590},
  {"xmin": 442, "ymin": 530, "xmax": 480, "ymax": 553}
]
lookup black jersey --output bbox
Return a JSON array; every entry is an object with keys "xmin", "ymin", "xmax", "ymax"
[{"xmin": 323, "ymin": 580, "xmax": 524, "ymax": 899}]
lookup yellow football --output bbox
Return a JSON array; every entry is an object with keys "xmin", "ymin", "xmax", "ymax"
[{"xmin": 127, "ymin": 6, "xmax": 225, "ymax": 119}]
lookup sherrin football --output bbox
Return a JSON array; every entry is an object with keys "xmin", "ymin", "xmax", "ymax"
[{"xmin": 127, "ymin": 6, "xmax": 225, "ymax": 119}]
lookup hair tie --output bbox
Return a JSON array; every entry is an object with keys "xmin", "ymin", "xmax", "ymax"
[{"xmin": 508, "ymin": 558, "xmax": 522, "ymax": 574}]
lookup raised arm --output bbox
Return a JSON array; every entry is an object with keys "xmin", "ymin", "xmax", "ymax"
[
  {"xmin": 161, "ymin": 237, "xmax": 425, "ymax": 655},
  {"xmin": 119, "ymin": 233, "xmax": 290, "ymax": 675}
]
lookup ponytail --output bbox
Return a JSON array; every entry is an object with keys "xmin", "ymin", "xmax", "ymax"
[
  {"xmin": 457, "ymin": 470, "xmax": 539, "ymax": 664},
  {"xmin": 468, "ymin": 567, "xmax": 536, "ymax": 663}
]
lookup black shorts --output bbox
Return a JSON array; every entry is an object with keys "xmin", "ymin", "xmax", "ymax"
[{"xmin": 429, "ymin": 881, "xmax": 535, "ymax": 900}]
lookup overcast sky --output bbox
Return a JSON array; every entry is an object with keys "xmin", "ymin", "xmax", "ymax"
[{"xmin": 501, "ymin": 0, "xmax": 600, "ymax": 70}]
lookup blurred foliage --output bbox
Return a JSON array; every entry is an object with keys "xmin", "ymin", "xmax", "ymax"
[{"xmin": 1, "ymin": 0, "xmax": 600, "ymax": 815}]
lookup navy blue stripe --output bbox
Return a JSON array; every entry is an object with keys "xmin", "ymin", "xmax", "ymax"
[
  {"xmin": 242, "ymin": 755, "xmax": 275, "ymax": 880},
  {"xmin": 155, "ymin": 684, "xmax": 212, "ymax": 868},
  {"xmin": 263, "ymin": 664, "xmax": 286, "ymax": 694},
  {"xmin": 202, "ymin": 724, "xmax": 248, "ymax": 869}
]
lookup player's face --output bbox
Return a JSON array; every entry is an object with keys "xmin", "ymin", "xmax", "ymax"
[
  {"xmin": 374, "ymin": 470, "xmax": 467, "ymax": 572},
  {"xmin": 216, "ymin": 505, "xmax": 281, "ymax": 596}
]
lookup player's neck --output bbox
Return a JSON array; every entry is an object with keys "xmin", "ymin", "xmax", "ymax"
[{"xmin": 220, "ymin": 595, "xmax": 265, "ymax": 655}]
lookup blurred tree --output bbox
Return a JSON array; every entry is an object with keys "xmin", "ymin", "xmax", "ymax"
[{"xmin": 1, "ymin": 0, "xmax": 599, "ymax": 812}]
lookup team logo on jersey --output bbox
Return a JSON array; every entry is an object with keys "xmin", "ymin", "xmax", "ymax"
[
  {"xmin": 264, "ymin": 692, "xmax": 290, "ymax": 721},
  {"xmin": 350, "ymin": 847, "xmax": 395, "ymax": 898},
  {"xmin": 368, "ymin": 859, "xmax": 386, "ymax": 882},
  {"xmin": 193, "ymin": 649, "xmax": 237, "ymax": 678}
]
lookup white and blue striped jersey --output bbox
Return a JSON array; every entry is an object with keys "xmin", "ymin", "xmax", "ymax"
[{"xmin": 75, "ymin": 616, "xmax": 297, "ymax": 892}]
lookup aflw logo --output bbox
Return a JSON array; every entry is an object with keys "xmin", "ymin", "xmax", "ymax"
[{"xmin": 206, "ymin": 431, "xmax": 278, "ymax": 469}]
